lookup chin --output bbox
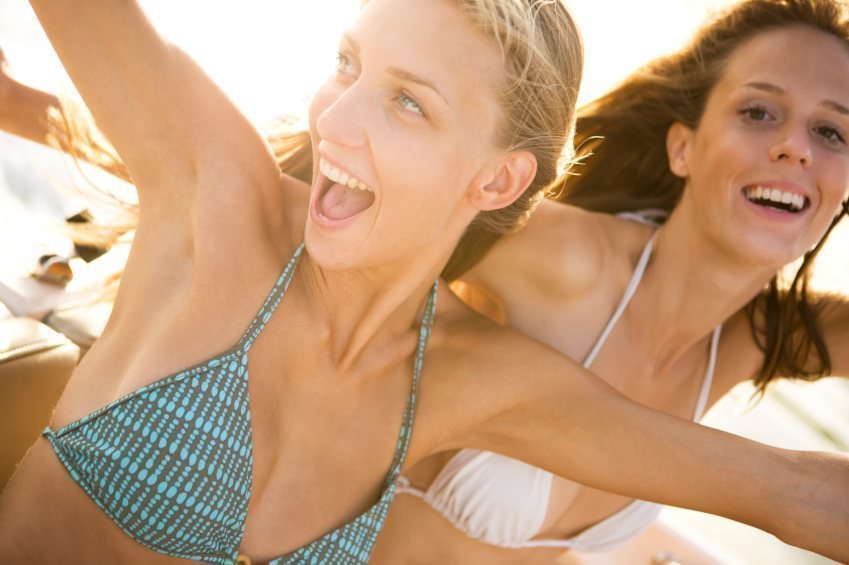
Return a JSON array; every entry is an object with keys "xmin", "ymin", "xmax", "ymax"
[
  {"xmin": 304, "ymin": 229, "xmax": 362, "ymax": 271},
  {"xmin": 727, "ymin": 231, "xmax": 809, "ymax": 271}
]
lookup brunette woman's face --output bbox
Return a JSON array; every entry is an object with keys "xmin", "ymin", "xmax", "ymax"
[
  {"xmin": 305, "ymin": 0, "xmax": 507, "ymax": 272},
  {"xmin": 671, "ymin": 26, "xmax": 849, "ymax": 267}
]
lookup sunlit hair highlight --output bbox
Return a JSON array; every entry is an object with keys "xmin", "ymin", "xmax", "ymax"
[{"xmin": 441, "ymin": 0, "xmax": 583, "ymax": 280}]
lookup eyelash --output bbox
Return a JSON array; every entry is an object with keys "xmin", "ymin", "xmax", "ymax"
[
  {"xmin": 738, "ymin": 103, "xmax": 772, "ymax": 123},
  {"xmin": 334, "ymin": 52, "xmax": 427, "ymax": 121},
  {"xmin": 335, "ymin": 52, "xmax": 356, "ymax": 77},
  {"xmin": 396, "ymin": 92, "xmax": 426, "ymax": 119},
  {"xmin": 738, "ymin": 103, "xmax": 847, "ymax": 147},
  {"xmin": 814, "ymin": 124, "xmax": 847, "ymax": 146}
]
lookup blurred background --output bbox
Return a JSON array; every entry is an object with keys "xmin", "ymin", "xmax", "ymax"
[{"xmin": 0, "ymin": 1, "xmax": 846, "ymax": 563}]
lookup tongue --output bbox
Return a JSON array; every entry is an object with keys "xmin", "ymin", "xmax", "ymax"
[{"xmin": 319, "ymin": 182, "xmax": 375, "ymax": 221}]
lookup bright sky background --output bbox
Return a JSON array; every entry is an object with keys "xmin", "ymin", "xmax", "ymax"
[{"xmin": 1, "ymin": 0, "xmax": 738, "ymax": 122}]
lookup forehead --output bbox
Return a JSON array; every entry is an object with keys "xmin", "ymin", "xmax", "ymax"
[
  {"xmin": 716, "ymin": 26, "xmax": 849, "ymax": 100},
  {"xmin": 351, "ymin": 0, "xmax": 505, "ymax": 111}
]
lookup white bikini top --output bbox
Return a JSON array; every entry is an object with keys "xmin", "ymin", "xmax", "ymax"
[{"xmin": 397, "ymin": 231, "xmax": 722, "ymax": 552}]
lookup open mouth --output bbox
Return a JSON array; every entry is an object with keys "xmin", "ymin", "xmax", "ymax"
[
  {"xmin": 315, "ymin": 158, "xmax": 376, "ymax": 222},
  {"xmin": 742, "ymin": 185, "xmax": 809, "ymax": 214}
]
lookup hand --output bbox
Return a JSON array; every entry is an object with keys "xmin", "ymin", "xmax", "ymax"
[{"xmin": 0, "ymin": 43, "xmax": 58, "ymax": 142}]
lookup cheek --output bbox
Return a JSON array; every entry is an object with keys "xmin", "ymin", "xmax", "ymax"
[
  {"xmin": 376, "ymin": 148, "xmax": 472, "ymax": 237},
  {"xmin": 825, "ymin": 158, "xmax": 849, "ymax": 202},
  {"xmin": 380, "ymin": 130, "xmax": 478, "ymax": 194},
  {"xmin": 691, "ymin": 140, "xmax": 753, "ymax": 205},
  {"xmin": 812, "ymin": 155, "xmax": 849, "ymax": 216}
]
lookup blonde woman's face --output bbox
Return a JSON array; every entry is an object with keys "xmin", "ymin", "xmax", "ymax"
[
  {"xmin": 674, "ymin": 26, "xmax": 849, "ymax": 268},
  {"xmin": 305, "ymin": 0, "xmax": 506, "ymax": 272}
]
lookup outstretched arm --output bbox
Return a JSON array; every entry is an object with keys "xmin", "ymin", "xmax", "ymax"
[
  {"xmin": 439, "ymin": 327, "xmax": 848, "ymax": 561},
  {"xmin": 27, "ymin": 0, "xmax": 281, "ymax": 208}
]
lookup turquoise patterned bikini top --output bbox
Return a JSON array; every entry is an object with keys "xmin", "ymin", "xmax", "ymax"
[{"xmin": 43, "ymin": 243, "xmax": 439, "ymax": 564}]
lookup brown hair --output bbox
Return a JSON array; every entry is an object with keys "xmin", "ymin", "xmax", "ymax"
[{"xmin": 554, "ymin": 0, "xmax": 849, "ymax": 393}]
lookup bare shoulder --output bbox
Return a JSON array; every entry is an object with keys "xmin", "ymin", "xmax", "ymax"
[
  {"xmin": 710, "ymin": 309, "xmax": 764, "ymax": 399},
  {"xmin": 465, "ymin": 200, "xmax": 654, "ymax": 306},
  {"xmin": 467, "ymin": 201, "xmax": 603, "ymax": 296}
]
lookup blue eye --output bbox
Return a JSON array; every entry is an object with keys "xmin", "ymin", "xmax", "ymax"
[
  {"xmin": 335, "ymin": 52, "xmax": 356, "ymax": 77},
  {"xmin": 397, "ymin": 92, "xmax": 425, "ymax": 118}
]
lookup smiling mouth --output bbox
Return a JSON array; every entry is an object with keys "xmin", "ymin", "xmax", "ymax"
[
  {"xmin": 743, "ymin": 185, "xmax": 810, "ymax": 214},
  {"xmin": 315, "ymin": 158, "xmax": 376, "ymax": 221}
]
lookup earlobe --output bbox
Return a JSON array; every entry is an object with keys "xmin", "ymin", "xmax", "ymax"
[
  {"xmin": 667, "ymin": 122, "xmax": 692, "ymax": 178},
  {"xmin": 470, "ymin": 151, "xmax": 538, "ymax": 211}
]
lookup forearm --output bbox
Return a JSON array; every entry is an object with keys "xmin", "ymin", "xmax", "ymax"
[
  {"xmin": 773, "ymin": 449, "xmax": 849, "ymax": 559},
  {"xmin": 475, "ymin": 362, "xmax": 849, "ymax": 561}
]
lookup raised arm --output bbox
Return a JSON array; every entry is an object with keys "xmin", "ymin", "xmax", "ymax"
[
  {"xmin": 437, "ymin": 328, "xmax": 848, "ymax": 562},
  {"xmin": 27, "ymin": 0, "xmax": 280, "ymax": 204}
]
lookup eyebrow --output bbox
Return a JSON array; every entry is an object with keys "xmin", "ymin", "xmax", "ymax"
[
  {"xmin": 342, "ymin": 33, "xmax": 448, "ymax": 104},
  {"xmin": 742, "ymin": 81, "xmax": 849, "ymax": 116},
  {"xmin": 742, "ymin": 81, "xmax": 784, "ymax": 95},
  {"xmin": 343, "ymin": 33, "xmax": 361, "ymax": 53},
  {"xmin": 387, "ymin": 67, "xmax": 448, "ymax": 104},
  {"xmin": 823, "ymin": 100, "xmax": 849, "ymax": 116}
]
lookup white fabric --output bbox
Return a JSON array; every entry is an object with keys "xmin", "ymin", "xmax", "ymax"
[
  {"xmin": 396, "ymin": 450, "xmax": 553, "ymax": 548},
  {"xmin": 397, "ymin": 231, "xmax": 722, "ymax": 552}
]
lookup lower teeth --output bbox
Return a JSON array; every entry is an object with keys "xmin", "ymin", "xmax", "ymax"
[{"xmin": 748, "ymin": 198, "xmax": 798, "ymax": 212}]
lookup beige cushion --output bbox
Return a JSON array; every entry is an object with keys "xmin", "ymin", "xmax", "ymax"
[{"xmin": 0, "ymin": 317, "xmax": 79, "ymax": 489}]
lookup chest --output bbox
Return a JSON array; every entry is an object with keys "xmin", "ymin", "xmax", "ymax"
[
  {"xmin": 51, "ymin": 281, "xmax": 423, "ymax": 562},
  {"xmin": 238, "ymin": 353, "xmax": 416, "ymax": 560}
]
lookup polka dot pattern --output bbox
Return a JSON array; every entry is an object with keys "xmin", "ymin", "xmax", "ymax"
[{"xmin": 42, "ymin": 243, "xmax": 438, "ymax": 565}]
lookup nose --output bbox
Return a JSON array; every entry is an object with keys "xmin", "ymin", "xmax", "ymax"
[
  {"xmin": 314, "ymin": 82, "xmax": 369, "ymax": 150},
  {"xmin": 768, "ymin": 126, "xmax": 812, "ymax": 169}
]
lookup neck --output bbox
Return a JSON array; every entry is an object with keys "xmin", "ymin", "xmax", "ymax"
[
  {"xmin": 298, "ymin": 245, "xmax": 448, "ymax": 372},
  {"xmin": 628, "ymin": 210, "xmax": 777, "ymax": 368}
]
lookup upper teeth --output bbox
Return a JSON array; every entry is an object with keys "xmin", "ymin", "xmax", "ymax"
[
  {"xmin": 744, "ymin": 186, "xmax": 806, "ymax": 211},
  {"xmin": 319, "ymin": 158, "xmax": 373, "ymax": 192}
]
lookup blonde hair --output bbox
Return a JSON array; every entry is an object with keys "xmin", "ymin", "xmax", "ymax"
[{"xmin": 442, "ymin": 0, "xmax": 583, "ymax": 279}]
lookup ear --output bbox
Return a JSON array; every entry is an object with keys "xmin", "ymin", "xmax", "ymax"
[
  {"xmin": 666, "ymin": 122, "xmax": 693, "ymax": 179},
  {"xmin": 468, "ymin": 151, "xmax": 537, "ymax": 211}
]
